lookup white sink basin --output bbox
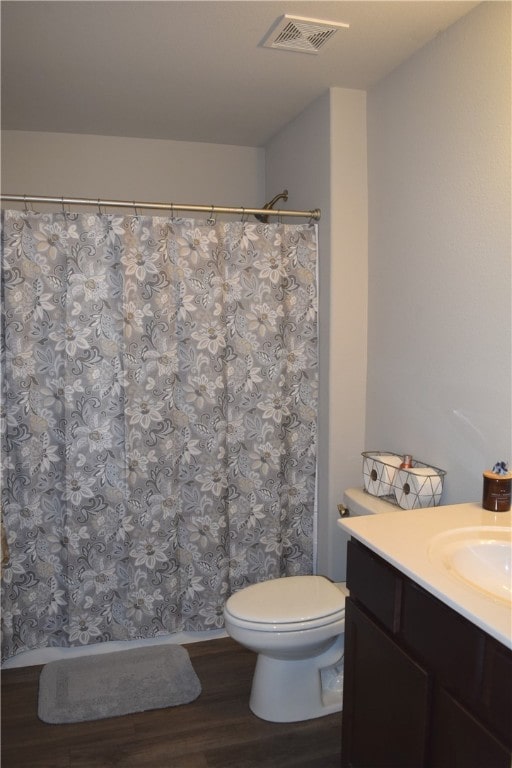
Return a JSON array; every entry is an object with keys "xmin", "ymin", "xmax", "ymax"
[{"xmin": 428, "ymin": 526, "xmax": 512, "ymax": 603}]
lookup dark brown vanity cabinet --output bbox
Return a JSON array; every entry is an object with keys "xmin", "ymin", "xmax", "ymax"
[{"xmin": 341, "ymin": 539, "xmax": 512, "ymax": 768}]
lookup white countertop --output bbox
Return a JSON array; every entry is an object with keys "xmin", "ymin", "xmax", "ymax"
[{"xmin": 338, "ymin": 496, "xmax": 512, "ymax": 649}]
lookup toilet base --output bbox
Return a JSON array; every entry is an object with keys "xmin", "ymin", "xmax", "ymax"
[{"xmin": 249, "ymin": 633, "xmax": 344, "ymax": 722}]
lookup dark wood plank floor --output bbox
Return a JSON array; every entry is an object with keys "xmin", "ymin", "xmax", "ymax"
[{"xmin": 1, "ymin": 637, "xmax": 342, "ymax": 768}]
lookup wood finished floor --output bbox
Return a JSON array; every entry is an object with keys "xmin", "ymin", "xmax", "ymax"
[{"xmin": 1, "ymin": 637, "xmax": 342, "ymax": 768}]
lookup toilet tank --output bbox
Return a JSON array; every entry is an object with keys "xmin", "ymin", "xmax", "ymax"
[{"xmin": 336, "ymin": 488, "xmax": 398, "ymax": 580}]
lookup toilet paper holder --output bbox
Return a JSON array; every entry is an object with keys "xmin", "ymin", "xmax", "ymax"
[{"xmin": 362, "ymin": 451, "xmax": 447, "ymax": 509}]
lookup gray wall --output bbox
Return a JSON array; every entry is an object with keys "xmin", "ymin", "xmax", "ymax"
[
  {"xmin": 1, "ymin": 131, "xmax": 264, "ymax": 209},
  {"xmin": 265, "ymin": 89, "xmax": 368, "ymax": 580},
  {"xmin": 366, "ymin": 1, "xmax": 511, "ymax": 504}
]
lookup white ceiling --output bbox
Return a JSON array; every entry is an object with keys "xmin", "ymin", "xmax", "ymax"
[{"xmin": 1, "ymin": 0, "xmax": 480, "ymax": 147}]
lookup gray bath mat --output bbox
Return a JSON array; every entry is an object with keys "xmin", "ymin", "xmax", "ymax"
[{"xmin": 38, "ymin": 645, "xmax": 201, "ymax": 723}]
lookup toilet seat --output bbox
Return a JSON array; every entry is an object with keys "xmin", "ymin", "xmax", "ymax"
[
  {"xmin": 225, "ymin": 575, "xmax": 345, "ymax": 631},
  {"xmin": 224, "ymin": 608, "xmax": 345, "ymax": 633}
]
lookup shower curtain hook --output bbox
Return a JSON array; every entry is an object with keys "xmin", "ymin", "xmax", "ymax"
[
  {"xmin": 133, "ymin": 202, "xmax": 139, "ymax": 217},
  {"xmin": 97, "ymin": 199, "xmax": 103, "ymax": 215},
  {"xmin": 207, "ymin": 205, "xmax": 216, "ymax": 226},
  {"xmin": 23, "ymin": 195, "xmax": 28, "ymax": 212},
  {"xmin": 240, "ymin": 207, "xmax": 247, "ymax": 224},
  {"xmin": 61, "ymin": 196, "xmax": 67, "ymax": 216}
]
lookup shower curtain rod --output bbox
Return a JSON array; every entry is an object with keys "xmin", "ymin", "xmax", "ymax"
[{"xmin": 0, "ymin": 193, "xmax": 321, "ymax": 221}]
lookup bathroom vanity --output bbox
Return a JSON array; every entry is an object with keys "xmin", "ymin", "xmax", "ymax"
[{"xmin": 338, "ymin": 500, "xmax": 512, "ymax": 768}]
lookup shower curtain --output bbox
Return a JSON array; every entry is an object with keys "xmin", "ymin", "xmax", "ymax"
[{"xmin": 0, "ymin": 208, "xmax": 318, "ymax": 661}]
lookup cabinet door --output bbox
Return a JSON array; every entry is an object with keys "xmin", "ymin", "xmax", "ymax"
[
  {"xmin": 430, "ymin": 686, "xmax": 510, "ymax": 768},
  {"xmin": 482, "ymin": 637, "xmax": 512, "ymax": 749},
  {"xmin": 341, "ymin": 599, "xmax": 429, "ymax": 768}
]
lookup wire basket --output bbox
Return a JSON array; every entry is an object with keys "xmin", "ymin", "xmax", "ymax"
[{"xmin": 362, "ymin": 451, "xmax": 446, "ymax": 509}]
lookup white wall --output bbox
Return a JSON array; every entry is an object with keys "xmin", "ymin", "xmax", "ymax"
[
  {"xmin": 265, "ymin": 88, "xmax": 368, "ymax": 581},
  {"xmin": 366, "ymin": 1, "xmax": 511, "ymax": 504},
  {"xmin": 1, "ymin": 130, "xmax": 264, "ymax": 209}
]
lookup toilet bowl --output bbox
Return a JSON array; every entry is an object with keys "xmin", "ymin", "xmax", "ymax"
[
  {"xmin": 223, "ymin": 488, "xmax": 399, "ymax": 722},
  {"xmin": 223, "ymin": 575, "xmax": 347, "ymax": 722}
]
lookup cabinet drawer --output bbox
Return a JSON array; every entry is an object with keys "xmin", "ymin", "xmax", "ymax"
[
  {"xmin": 346, "ymin": 540, "xmax": 401, "ymax": 632},
  {"xmin": 401, "ymin": 579, "xmax": 484, "ymax": 706}
]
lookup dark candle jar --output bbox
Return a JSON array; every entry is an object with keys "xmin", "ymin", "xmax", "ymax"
[{"xmin": 482, "ymin": 471, "xmax": 512, "ymax": 512}]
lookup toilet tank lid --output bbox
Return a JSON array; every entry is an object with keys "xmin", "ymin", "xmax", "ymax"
[
  {"xmin": 226, "ymin": 575, "xmax": 344, "ymax": 624},
  {"xmin": 343, "ymin": 487, "xmax": 398, "ymax": 516}
]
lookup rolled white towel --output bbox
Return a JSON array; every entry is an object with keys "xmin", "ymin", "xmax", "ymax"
[
  {"xmin": 363, "ymin": 454, "xmax": 402, "ymax": 497},
  {"xmin": 394, "ymin": 467, "xmax": 442, "ymax": 509}
]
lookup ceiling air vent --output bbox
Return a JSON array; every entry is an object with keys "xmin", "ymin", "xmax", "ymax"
[{"xmin": 262, "ymin": 15, "xmax": 349, "ymax": 55}]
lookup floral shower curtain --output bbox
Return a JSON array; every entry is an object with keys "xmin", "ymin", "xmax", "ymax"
[{"xmin": 0, "ymin": 208, "xmax": 318, "ymax": 661}]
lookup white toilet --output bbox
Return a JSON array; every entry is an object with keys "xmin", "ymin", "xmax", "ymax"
[{"xmin": 223, "ymin": 488, "xmax": 397, "ymax": 722}]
